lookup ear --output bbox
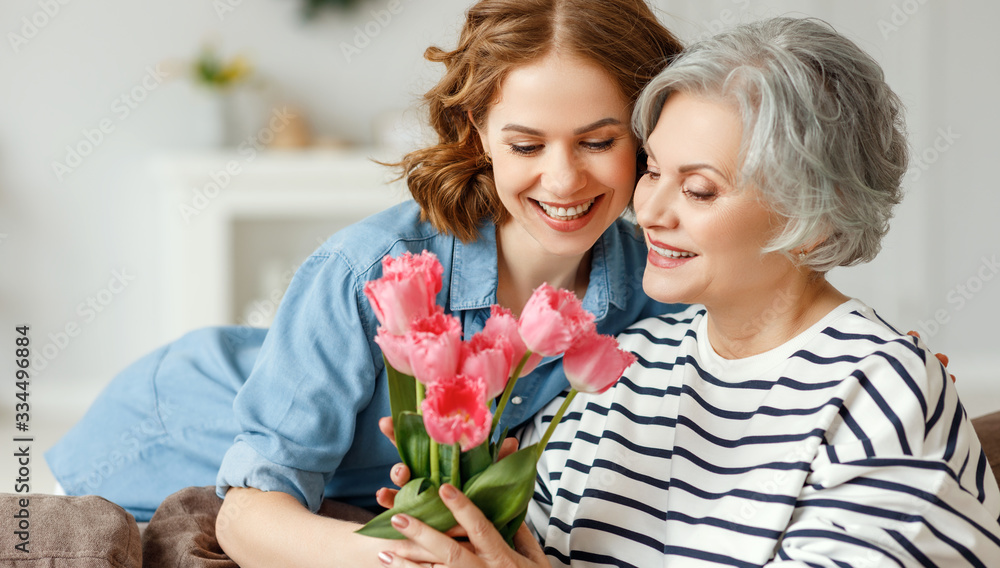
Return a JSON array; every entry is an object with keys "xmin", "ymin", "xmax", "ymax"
[{"xmin": 468, "ymin": 110, "xmax": 491, "ymax": 158}]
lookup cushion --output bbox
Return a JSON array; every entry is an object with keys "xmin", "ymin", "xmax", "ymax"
[{"xmin": 0, "ymin": 494, "xmax": 140, "ymax": 567}]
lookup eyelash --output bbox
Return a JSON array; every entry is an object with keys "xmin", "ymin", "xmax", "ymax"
[
  {"xmin": 683, "ymin": 187, "xmax": 716, "ymax": 201},
  {"xmin": 506, "ymin": 138, "xmax": 616, "ymax": 157},
  {"xmin": 640, "ymin": 169, "xmax": 718, "ymax": 201}
]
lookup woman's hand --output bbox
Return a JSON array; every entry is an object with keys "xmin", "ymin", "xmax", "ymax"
[
  {"xmin": 906, "ymin": 331, "xmax": 956, "ymax": 382},
  {"xmin": 376, "ymin": 416, "xmax": 519, "ymax": 510},
  {"xmin": 377, "ymin": 483, "xmax": 547, "ymax": 568}
]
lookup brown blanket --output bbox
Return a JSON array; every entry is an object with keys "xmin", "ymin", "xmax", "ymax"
[{"xmin": 141, "ymin": 486, "xmax": 377, "ymax": 567}]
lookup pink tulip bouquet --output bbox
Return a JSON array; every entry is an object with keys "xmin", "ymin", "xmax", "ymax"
[{"xmin": 356, "ymin": 251, "xmax": 636, "ymax": 544}]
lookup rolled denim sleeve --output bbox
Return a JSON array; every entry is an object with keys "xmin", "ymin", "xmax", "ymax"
[
  {"xmin": 216, "ymin": 246, "xmax": 384, "ymax": 512},
  {"xmin": 216, "ymin": 440, "xmax": 328, "ymax": 511}
]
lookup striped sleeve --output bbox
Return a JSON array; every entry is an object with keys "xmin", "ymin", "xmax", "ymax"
[{"xmin": 771, "ymin": 334, "xmax": 1000, "ymax": 566}]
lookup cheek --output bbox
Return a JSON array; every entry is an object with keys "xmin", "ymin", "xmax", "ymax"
[
  {"xmin": 709, "ymin": 208, "xmax": 774, "ymax": 262},
  {"xmin": 605, "ymin": 149, "xmax": 639, "ymax": 191},
  {"xmin": 491, "ymin": 159, "xmax": 530, "ymax": 198}
]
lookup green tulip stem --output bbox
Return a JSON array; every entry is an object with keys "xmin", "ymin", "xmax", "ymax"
[
  {"xmin": 430, "ymin": 439, "xmax": 440, "ymax": 486},
  {"xmin": 491, "ymin": 350, "xmax": 533, "ymax": 434},
  {"xmin": 451, "ymin": 442, "xmax": 462, "ymax": 491},
  {"xmin": 535, "ymin": 388, "xmax": 578, "ymax": 459},
  {"xmin": 418, "ymin": 380, "xmax": 439, "ymax": 486}
]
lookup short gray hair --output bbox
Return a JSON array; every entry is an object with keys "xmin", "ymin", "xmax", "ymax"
[{"xmin": 633, "ymin": 17, "xmax": 908, "ymax": 272}]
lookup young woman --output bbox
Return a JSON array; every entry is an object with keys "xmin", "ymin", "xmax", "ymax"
[
  {"xmin": 383, "ymin": 17, "xmax": 1000, "ymax": 567},
  {"xmin": 46, "ymin": 0, "xmax": 685, "ymax": 565}
]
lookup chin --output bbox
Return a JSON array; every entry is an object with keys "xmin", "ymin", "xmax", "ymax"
[
  {"xmin": 538, "ymin": 238, "xmax": 597, "ymax": 258},
  {"xmin": 529, "ymin": 225, "xmax": 606, "ymax": 257},
  {"xmin": 642, "ymin": 278, "xmax": 690, "ymax": 305}
]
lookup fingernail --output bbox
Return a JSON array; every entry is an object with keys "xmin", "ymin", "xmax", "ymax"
[
  {"xmin": 378, "ymin": 551, "xmax": 393, "ymax": 565},
  {"xmin": 391, "ymin": 514, "xmax": 409, "ymax": 529},
  {"xmin": 439, "ymin": 483, "xmax": 457, "ymax": 500},
  {"xmin": 392, "ymin": 464, "xmax": 403, "ymax": 477}
]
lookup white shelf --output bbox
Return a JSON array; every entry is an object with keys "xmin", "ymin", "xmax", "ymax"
[{"xmin": 153, "ymin": 148, "xmax": 409, "ymax": 339}]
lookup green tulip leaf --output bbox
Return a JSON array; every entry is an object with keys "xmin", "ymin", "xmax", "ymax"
[
  {"xmin": 496, "ymin": 507, "xmax": 529, "ymax": 547},
  {"xmin": 491, "ymin": 427, "xmax": 510, "ymax": 461},
  {"xmin": 355, "ymin": 478, "xmax": 457, "ymax": 539},
  {"xmin": 463, "ymin": 445, "xmax": 539, "ymax": 528},
  {"xmin": 385, "ymin": 357, "xmax": 417, "ymax": 425},
  {"xmin": 461, "ymin": 439, "xmax": 493, "ymax": 482},
  {"xmin": 396, "ymin": 412, "xmax": 431, "ymax": 480},
  {"xmin": 389, "ymin": 476, "xmax": 426, "ymax": 509}
]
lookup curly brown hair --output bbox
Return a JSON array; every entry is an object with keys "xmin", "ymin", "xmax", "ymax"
[{"xmin": 396, "ymin": 0, "xmax": 683, "ymax": 242}]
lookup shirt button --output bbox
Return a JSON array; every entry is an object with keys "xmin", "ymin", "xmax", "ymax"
[{"xmin": 510, "ymin": 396, "xmax": 523, "ymax": 405}]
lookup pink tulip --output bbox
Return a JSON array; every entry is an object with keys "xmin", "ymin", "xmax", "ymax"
[
  {"xmin": 481, "ymin": 306, "xmax": 542, "ymax": 376},
  {"xmin": 460, "ymin": 332, "xmax": 514, "ymax": 400},
  {"xmin": 374, "ymin": 327, "xmax": 415, "ymax": 375},
  {"xmin": 421, "ymin": 374, "xmax": 492, "ymax": 451},
  {"xmin": 562, "ymin": 328, "xmax": 637, "ymax": 394},
  {"xmin": 517, "ymin": 283, "xmax": 595, "ymax": 357},
  {"xmin": 364, "ymin": 251, "xmax": 443, "ymax": 335},
  {"xmin": 407, "ymin": 312, "xmax": 463, "ymax": 386}
]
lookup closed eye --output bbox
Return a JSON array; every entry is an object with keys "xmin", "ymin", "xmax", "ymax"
[
  {"xmin": 582, "ymin": 138, "xmax": 616, "ymax": 152},
  {"xmin": 508, "ymin": 144, "xmax": 542, "ymax": 156}
]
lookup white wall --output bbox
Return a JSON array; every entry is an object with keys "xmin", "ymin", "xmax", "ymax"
[{"xmin": 0, "ymin": 0, "xmax": 997, "ymax": 448}]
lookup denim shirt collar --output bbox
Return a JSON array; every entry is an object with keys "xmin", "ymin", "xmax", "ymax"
[
  {"xmin": 448, "ymin": 221, "xmax": 500, "ymax": 311},
  {"xmin": 447, "ymin": 218, "xmax": 630, "ymax": 322}
]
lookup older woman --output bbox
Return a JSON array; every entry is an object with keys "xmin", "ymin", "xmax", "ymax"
[{"xmin": 383, "ymin": 17, "xmax": 1000, "ymax": 567}]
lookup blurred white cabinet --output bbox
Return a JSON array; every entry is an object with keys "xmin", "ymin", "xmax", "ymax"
[{"xmin": 154, "ymin": 148, "xmax": 408, "ymax": 339}]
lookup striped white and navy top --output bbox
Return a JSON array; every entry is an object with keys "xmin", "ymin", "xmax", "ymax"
[{"xmin": 522, "ymin": 300, "xmax": 1000, "ymax": 567}]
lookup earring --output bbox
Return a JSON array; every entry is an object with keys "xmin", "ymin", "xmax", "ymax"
[{"xmin": 798, "ymin": 251, "xmax": 807, "ymax": 261}]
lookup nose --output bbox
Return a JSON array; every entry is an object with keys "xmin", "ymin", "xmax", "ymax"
[
  {"xmin": 540, "ymin": 147, "xmax": 586, "ymax": 197},
  {"xmin": 635, "ymin": 179, "xmax": 679, "ymax": 230}
]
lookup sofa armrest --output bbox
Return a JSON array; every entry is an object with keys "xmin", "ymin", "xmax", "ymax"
[{"xmin": 972, "ymin": 410, "xmax": 1000, "ymax": 488}]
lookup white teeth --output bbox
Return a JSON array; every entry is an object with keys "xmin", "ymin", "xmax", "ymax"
[
  {"xmin": 650, "ymin": 243, "xmax": 696, "ymax": 258},
  {"xmin": 538, "ymin": 198, "xmax": 595, "ymax": 220}
]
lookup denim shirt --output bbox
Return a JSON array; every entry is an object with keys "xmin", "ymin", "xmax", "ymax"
[{"xmin": 216, "ymin": 200, "xmax": 683, "ymax": 512}]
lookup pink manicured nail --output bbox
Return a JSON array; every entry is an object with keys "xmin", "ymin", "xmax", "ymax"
[
  {"xmin": 391, "ymin": 514, "xmax": 409, "ymax": 529},
  {"xmin": 378, "ymin": 551, "xmax": 393, "ymax": 565},
  {"xmin": 439, "ymin": 483, "xmax": 457, "ymax": 500}
]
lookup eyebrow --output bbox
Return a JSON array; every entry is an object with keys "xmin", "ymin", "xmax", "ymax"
[
  {"xmin": 678, "ymin": 163, "xmax": 730, "ymax": 179},
  {"xmin": 500, "ymin": 117, "xmax": 623, "ymax": 136},
  {"xmin": 643, "ymin": 144, "xmax": 733, "ymax": 180}
]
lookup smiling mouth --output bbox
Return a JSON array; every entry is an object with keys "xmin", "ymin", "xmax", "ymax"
[
  {"xmin": 535, "ymin": 198, "xmax": 596, "ymax": 221},
  {"xmin": 649, "ymin": 242, "xmax": 697, "ymax": 259}
]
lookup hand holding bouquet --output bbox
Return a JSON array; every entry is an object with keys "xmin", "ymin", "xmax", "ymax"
[{"xmin": 357, "ymin": 251, "xmax": 636, "ymax": 544}]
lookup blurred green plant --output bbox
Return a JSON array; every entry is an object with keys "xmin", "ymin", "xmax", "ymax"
[
  {"xmin": 192, "ymin": 45, "xmax": 252, "ymax": 89},
  {"xmin": 302, "ymin": 0, "xmax": 365, "ymax": 18}
]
